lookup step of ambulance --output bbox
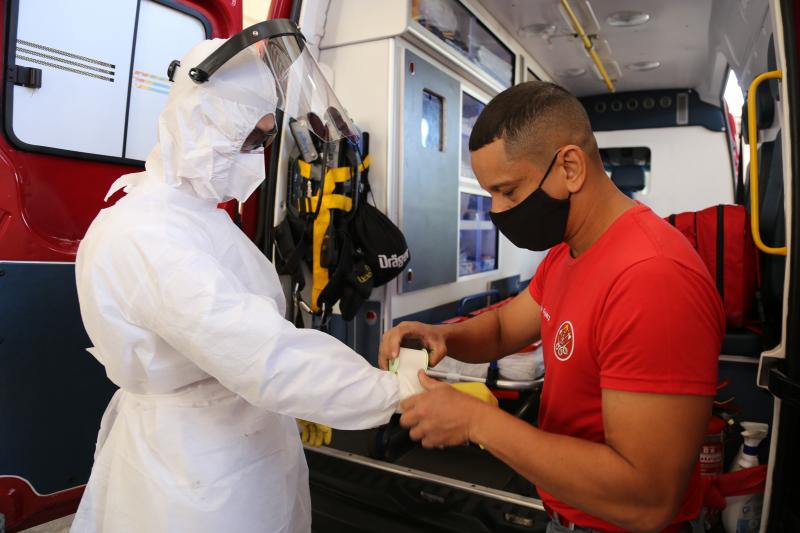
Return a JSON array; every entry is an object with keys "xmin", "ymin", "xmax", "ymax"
[{"xmin": 306, "ymin": 443, "xmax": 547, "ymax": 533}]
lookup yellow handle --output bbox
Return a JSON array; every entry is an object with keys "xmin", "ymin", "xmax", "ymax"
[
  {"xmin": 560, "ymin": 0, "xmax": 615, "ymax": 93},
  {"xmin": 747, "ymin": 70, "xmax": 787, "ymax": 256}
]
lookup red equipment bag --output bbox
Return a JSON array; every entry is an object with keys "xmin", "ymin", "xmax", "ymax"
[
  {"xmin": 667, "ymin": 205, "xmax": 759, "ymax": 328},
  {"xmin": 702, "ymin": 464, "xmax": 768, "ymax": 510}
]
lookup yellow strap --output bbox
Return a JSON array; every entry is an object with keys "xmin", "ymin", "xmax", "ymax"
[
  {"xmin": 297, "ymin": 159, "xmax": 312, "ymax": 179},
  {"xmin": 310, "ymin": 176, "xmax": 353, "ymax": 311},
  {"xmin": 310, "ymin": 174, "xmax": 336, "ymax": 311},
  {"xmin": 328, "ymin": 166, "xmax": 353, "ymax": 183},
  {"xmin": 311, "ymin": 207, "xmax": 331, "ymax": 311},
  {"xmin": 297, "ymin": 155, "xmax": 370, "ymax": 182},
  {"xmin": 309, "ymin": 194, "xmax": 352, "ymax": 212},
  {"xmin": 310, "ymin": 194, "xmax": 352, "ymax": 310},
  {"xmin": 747, "ymin": 70, "xmax": 787, "ymax": 256},
  {"xmin": 300, "ymin": 153, "xmax": 369, "ymax": 310}
]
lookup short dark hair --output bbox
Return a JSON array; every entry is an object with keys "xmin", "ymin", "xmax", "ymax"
[{"xmin": 469, "ymin": 81, "xmax": 599, "ymax": 165}]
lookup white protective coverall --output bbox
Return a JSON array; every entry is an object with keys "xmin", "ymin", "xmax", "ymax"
[{"xmin": 71, "ymin": 39, "xmax": 403, "ymax": 533}]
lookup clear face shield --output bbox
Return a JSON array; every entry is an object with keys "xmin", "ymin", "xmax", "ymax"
[{"xmin": 189, "ymin": 20, "xmax": 359, "ymax": 155}]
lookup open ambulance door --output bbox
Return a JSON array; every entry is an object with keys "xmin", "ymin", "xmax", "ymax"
[
  {"xmin": 763, "ymin": 1, "xmax": 800, "ymax": 531},
  {"xmin": 0, "ymin": 2, "xmax": 239, "ymax": 531}
]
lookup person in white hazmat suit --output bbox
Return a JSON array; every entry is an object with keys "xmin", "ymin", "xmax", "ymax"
[{"xmin": 71, "ymin": 22, "xmax": 418, "ymax": 533}]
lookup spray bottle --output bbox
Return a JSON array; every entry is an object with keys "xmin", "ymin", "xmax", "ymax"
[{"xmin": 722, "ymin": 422, "xmax": 769, "ymax": 533}]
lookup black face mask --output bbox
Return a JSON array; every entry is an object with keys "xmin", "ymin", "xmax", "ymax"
[{"xmin": 489, "ymin": 151, "xmax": 570, "ymax": 251}]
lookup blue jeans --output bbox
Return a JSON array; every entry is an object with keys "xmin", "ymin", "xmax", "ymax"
[
  {"xmin": 545, "ymin": 514, "xmax": 705, "ymax": 533},
  {"xmin": 546, "ymin": 520, "xmax": 607, "ymax": 533}
]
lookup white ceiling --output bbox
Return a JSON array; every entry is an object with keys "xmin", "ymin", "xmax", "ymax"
[{"xmin": 479, "ymin": 0, "xmax": 773, "ymax": 102}]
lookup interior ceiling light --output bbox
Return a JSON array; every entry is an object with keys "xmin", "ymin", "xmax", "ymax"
[
  {"xmin": 626, "ymin": 61, "xmax": 661, "ymax": 71},
  {"xmin": 520, "ymin": 23, "xmax": 557, "ymax": 37},
  {"xmin": 557, "ymin": 67, "xmax": 587, "ymax": 77},
  {"xmin": 607, "ymin": 11, "xmax": 650, "ymax": 27}
]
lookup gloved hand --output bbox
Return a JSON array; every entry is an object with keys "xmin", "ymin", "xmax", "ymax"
[
  {"xmin": 450, "ymin": 382, "xmax": 499, "ymax": 407},
  {"xmin": 297, "ymin": 420, "xmax": 332, "ymax": 447}
]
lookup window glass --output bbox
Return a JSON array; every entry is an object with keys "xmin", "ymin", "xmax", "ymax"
[
  {"xmin": 125, "ymin": 0, "xmax": 208, "ymax": 160},
  {"xmin": 7, "ymin": 0, "xmax": 207, "ymax": 162},
  {"xmin": 600, "ymin": 146, "xmax": 651, "ymax": 198},
  {"xmin": 459, "ymin": 192, "xmax": 498, "ymax": 276},
  {"xmin": 421, "ymin": 89, "xmax": 444, "ymax": 151},
  {"xmin": 723, "ymin": 69, "xmax": 747, "ymax": 180},
  {"xmin": 461, "ymin": 92, "xmax": 485, "ymax": 178}
]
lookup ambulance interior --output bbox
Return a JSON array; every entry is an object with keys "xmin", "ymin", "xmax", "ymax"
[
  {"xmin": 298, "ymin": 0, "xmax": 792, "ymax": 530},
  {"xmin": 0, "ymin": 0, "xmax": 796, "ymax": 531}
]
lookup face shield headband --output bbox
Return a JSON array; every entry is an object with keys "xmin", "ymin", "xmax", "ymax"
[
  {"xmin": 188, "ymin": 19, "xmax": 360, "ymax": 152},
  {"xmin": 188, "ymin": 19, "xmax": 304, "ymax": 84}
]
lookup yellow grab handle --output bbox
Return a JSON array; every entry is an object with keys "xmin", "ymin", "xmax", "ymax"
[
  {"xmin": 560, "ymin": 0, "xmax": 615, "ymax": 93},
  {"xmin": 747, "ymin": 70, "xmax": 787, "ymax": 256}
]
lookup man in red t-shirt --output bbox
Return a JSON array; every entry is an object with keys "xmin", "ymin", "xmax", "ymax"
[{"xmin": 379, "ymin": 81, "xmax": 724, "ymax": 532}]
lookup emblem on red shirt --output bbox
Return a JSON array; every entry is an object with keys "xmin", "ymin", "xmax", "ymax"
[{"xmin": 554, "ymin": 321, "xmax": 575, "ymax": 361}]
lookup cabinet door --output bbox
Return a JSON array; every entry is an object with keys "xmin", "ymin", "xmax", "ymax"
[{"xmin": 401, "ymin": 50, "xmax": 461, "ymax": 292}]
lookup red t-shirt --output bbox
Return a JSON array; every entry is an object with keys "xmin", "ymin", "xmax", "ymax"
[{"xmin": 530, "ymin": 204, "xmax": 725, "ymax": 532}]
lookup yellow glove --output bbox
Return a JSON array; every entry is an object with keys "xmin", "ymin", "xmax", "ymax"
[
  {"xmin": 297, "ymin": 420, "xmax": 332, "ymax": 447},
  {"xmin": 450, "ymin": 382, "xmax": 499, "ymax": 407},
  {"xmin": 449, "ymin": 382, "xmax": 498, "ymax": 450}
]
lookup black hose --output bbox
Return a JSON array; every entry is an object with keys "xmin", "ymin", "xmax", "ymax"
[{"xmin": 261, "ymin": 108, "xmax": 285, "ymax": 258}]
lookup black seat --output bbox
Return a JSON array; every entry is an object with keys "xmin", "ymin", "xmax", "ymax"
[
  {"xmin": 610, "ymin": 165, "xmax": 645, "ymax": 198},
  {"xmin": 757, "ymin": 37, "xmax": 786, "ymax": 350},
  {"xmin": 755, "ymin": 133, "xmax": 786, "ymax": 349}
]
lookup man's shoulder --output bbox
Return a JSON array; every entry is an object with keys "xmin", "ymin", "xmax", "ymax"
[
  {"xmin": 550, "ymin": 205, "xmax": 716, "ymax": 294},
  {"xmin": 594, "ymin": 205, "xmax": 706, "ymax": 271},
  {"xmin": 627, "ymin": 206, "xmax": 713, "ymax": 277}
]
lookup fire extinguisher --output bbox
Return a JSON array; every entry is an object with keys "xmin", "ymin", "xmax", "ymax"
[{"xmin": 700, "ymin": 416, "xmax": 727, "ymax": 477}]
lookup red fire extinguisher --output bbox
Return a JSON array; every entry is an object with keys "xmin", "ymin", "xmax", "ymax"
[{"xmin": 700, "ymin": 416, "xmax": 727, "ymax": 477}]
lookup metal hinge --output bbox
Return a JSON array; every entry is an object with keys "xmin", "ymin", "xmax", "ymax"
[{"xmin": 8, "ymin": 65, "xmax": 42, "ymax": 88}]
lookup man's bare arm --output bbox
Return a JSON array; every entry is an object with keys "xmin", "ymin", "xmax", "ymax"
[
  {"xmin": 379, "ymin": 289, "xmax": 542, "ymax": 368},
  {"xmin": 471, "ymin": 390, "xmax": 711, "ymax": 532}
]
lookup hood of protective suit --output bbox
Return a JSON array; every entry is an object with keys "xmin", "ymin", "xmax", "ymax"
[{"xmin": 144, "ymin": 39, "xmax": 279, "ymax": 203}]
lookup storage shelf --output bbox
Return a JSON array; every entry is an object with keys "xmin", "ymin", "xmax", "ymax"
[{"xmin": 459, "ymin": 219, "xmax": 495, "ymax": 231}]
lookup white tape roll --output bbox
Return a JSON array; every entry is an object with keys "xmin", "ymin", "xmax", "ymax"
[{"xmin": 392, "ymin": 347, "xmax": 429, "ymax": 406}]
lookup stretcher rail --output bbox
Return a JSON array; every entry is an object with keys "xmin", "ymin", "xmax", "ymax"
[{"xmin": 426, "ymin": 369, "xmax": 544, "ymax": 390}]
